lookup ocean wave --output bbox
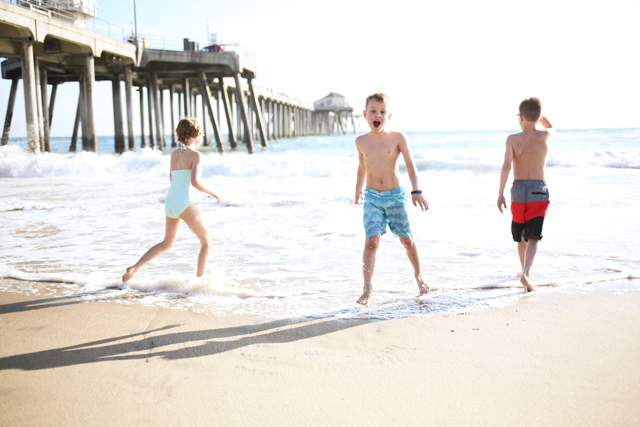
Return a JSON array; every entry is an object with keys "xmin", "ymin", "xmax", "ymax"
[
  {"xmin": 0, "ymin": 265, "xmax": 274, "ymax": 298},
  {"xmin": 2, "ymin": 144, "xmax": 639, "ymax": 179},
  {"xmin": 547, "ymin": 149, "xmax": 640, "ymax": 169}
]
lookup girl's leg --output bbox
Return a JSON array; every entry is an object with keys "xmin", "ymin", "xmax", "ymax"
[
  {"xmin": 179, "ymin": 204, "xmax": 211, "ymax": 277},
  {"xmin": 122, "ymin": 216, "xmax": 181, "ymax": 282}
]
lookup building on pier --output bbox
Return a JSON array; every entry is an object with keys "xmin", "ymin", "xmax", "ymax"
[
  {"xmin": 313, "ymin": 92, "xmax": 356, "ymax": 136},
  {"xmin": 0, "ymin": 0, "xmax": 344, "ymax": 154}
]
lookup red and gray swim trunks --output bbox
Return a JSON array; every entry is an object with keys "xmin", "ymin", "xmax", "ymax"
[{"xmin": 510, "ymin": 179, "xmax": 549, "ymax": 242}]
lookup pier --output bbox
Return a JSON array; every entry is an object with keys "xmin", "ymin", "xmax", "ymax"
[{"xmin": 0, "ymin": 0, "xmax": 351, "ymax": 155}]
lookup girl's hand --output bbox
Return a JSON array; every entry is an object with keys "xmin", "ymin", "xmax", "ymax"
[{"xmin": 209, "ymin": 193, "xmax": 220, "ymax": 205}]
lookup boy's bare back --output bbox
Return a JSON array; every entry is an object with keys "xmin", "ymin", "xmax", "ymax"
[
  {"xmin": 355, "ymin": 131, "xmax": 406, "ymax": 191},
  {"xmin": 508, "ymin": 117, "xmax": 553, "ymax": 180}
]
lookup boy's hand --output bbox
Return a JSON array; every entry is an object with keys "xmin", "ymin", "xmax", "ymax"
[
  {"xmin": 497, "ymin": 194, "xmax": 507, "ymax": 213},
  {"xmin": 412, "ymin": 193, "xmax": 429, "ymax": 211},
  {"xmin": 355, "ymin": 190, "xmax": 364, "ymax": 205}
]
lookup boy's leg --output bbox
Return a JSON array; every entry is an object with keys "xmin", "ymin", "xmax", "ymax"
[
  {"xmin": 520, "ymin": 237, "xmax": 539, "ymax": 292},
  {"xmin": 180, "ymin": 204, "xmax": 212, "ymax": 277},
  {"xmin": 517, "ymin": 240, "xmax": 527, "ymax": 269},
  {"xmin": 122, "ymin": 216, "xmax": 181, "ymax": 282},
  {"xmin": 399, "ymin": 236, "xmax": 430, "ymax": 296},
  {"xmin": 357, "ymin": 234, "xmax": 380, "ymax": 307}
]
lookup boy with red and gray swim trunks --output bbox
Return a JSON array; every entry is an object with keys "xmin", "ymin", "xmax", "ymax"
[{"xmin": 497, "ymin": 97, "xmax": 554, "ymax": 292}]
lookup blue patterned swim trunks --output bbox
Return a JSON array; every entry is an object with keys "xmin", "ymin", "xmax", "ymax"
[{"xmin": 363, "ymin": 186, "xmax": 412, "ymax": 239}]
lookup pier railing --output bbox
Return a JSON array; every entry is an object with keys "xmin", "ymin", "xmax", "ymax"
[{"xmin": 138, "ymin": 34, "xmax": 254, "ymax": 61}]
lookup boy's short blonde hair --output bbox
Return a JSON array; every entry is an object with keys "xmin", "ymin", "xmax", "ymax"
[
  {"xmin": 175, "ymin": 118, "xmax": 202, "ymax": 143},
  {"xmin": 365, "ymin": 92, "xmax": 391, "ymax": 109},
  {"xmin": 519, "ymin": 97, "xmax": 542, "ymax": 122}
]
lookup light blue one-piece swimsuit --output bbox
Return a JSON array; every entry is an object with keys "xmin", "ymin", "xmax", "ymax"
[{"xmin": 165, "ymin": 143, "xmax": 196, "ymax": 219}]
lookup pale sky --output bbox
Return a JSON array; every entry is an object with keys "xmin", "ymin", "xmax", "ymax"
[{"xmin": 1, "ymin": 0, "xmax": 638, "ymax": 137}]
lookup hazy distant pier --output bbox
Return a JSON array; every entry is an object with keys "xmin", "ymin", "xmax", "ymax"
[{"xmin": 0, "ymin": 0, "xmax": 353, "ymax": 155}]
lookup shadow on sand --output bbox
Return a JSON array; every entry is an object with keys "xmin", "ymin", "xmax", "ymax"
[{"xmin": 0, "ymin": 291, "xmax": 427, "ymax": 371}]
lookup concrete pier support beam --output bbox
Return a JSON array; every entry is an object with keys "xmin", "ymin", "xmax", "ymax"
[
  {"xmin": 233, "ymin": 73, "xmax": 253, "ymax": 154},
  {"xmin": 233, "ymin": 91, "xmax": 241, "ymax": 142},
  {"xmin": 169, "ymin": 84, "xmax": 176, "ymax": 147},
  {"xmin": 48, "ymin": 83, "xmax": 58, "ymax": 129},
  {"xmin": 139, "ymin": 86, "xmax": 146, "ymax": 148},
  {"xmin": 151, "ymin": 72, "xmax": 163, "ymax": 149},
  {"xmin": 124, "ymin": 68, "xmax": 135, "ymax": 151},
  {"xmin": 215, "ymin": 86, "xmax": 221, "ymax": 126},
  {"xmin": 286, "ymin": 105, "xmax": 291, "ymax": 137},
  {"xmin": 40, "ymin": 68, "xmax": 50, "ymax": 151},
  {"xmin": 159, "ymin": 89, "xmax": 166, "ymax": 149},
  {"xmin": 1, "ymin": 78, "xmax": 18, "ymax": 146},
  {"xmin": 70, "ymin": 95, "xmax": 80, "ymax": 152},
  {"xmin": 80, "ymin": 55, "xmax": 97, "ymax": 152},
  {"xmin": 112, "ymin": 74, "xmax": 125, "ymax": 153},
  {"xmin": 197, "ymin": 71, "xmax": 223, "ymax": 153},
  {"xmin": 218, "ymin": 78, "xmax": 236, "ymax": 148},
  {"xmin": 183, "ymin": 78, "xmax": 191, "ymax": 117},
  {"xmin": 201, "ymin": 94, "xmax": 210, "ymax": 146},
  {"xmin": 33, "ymin": 58, "xmax": 44, "ymax": 152},
  {"xmin": 177, "ymin": 89, "xmax": 182, "ymax": 119},
  {"xmin": 247, "ymin": 78, "xmax": 267, "ymax": 149},
  {"xmin": 277, "ymin": 103, "xmax": 281, "ymax": 138},
  {"xmin": 265, "ymin": 100, "xmax": 271, "ymax": 140},
  {"xmin": 146, "ymin": 80, "xmax": 156, "ymax": 148}
]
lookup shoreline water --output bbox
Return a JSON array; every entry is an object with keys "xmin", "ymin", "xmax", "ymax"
[
  {"xmin": 1, "ymin": 128, "xmax": 639, "ymax": 319},
  {"xmin": 1, "ymin": 280, "xmax": 639, "ymax": 426}
]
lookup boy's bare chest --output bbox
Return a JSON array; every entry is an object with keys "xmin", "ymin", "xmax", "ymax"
[{"xmin": 361, "ymin": 141, "xmax": 400, "ymax": 162}]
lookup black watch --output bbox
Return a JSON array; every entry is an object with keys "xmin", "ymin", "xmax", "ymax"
[{"xmin": 411, "ymin": 190, "xmax": 422, "ymax": 195}]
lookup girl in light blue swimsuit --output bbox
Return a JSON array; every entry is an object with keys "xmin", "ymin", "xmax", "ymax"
[{"xmin": 122, "ymin": 118, "xmax": 220, "ymax": 283}]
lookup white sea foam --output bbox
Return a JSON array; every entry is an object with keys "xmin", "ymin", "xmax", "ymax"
[{"xmin": 2, "ymin": 144, "xmax": 640, "ymax": 180}]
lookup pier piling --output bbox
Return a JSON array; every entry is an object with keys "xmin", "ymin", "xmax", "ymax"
[
  {"xmin": 169, "ymin": 84, "xmax": 176, "ymax": 147},
  {"xmin": 219, "ymin": 77, "xmax": 236, "ymax": 148},
  {"xmin": 1, "ymin": 78, "xmax": 18, "ymax": 146},
  {"xmin": 69, "ymin": 95, "xmax": 80, "ymax": 152},
  {"xmin": 124, "ymin": 67, "xmax": 136, "ymax": 151},
  {"xmin": 182, "ymin": 78, "xmax": 191, "ymax": 117},
  {"xmin": 80, "ymin": 55, "xmax": 97, "ymax": 152},
  {"xmin": 247, "ymin": 78, "xmax": 267, "ymax": 148},
  {"xmin": 151, "ymin": 72, "xmax": 163, "ymax": 149},
  {"xmin": 233, "ymin": 73, "xmax": 253, "ymax": 153},
  {"xmin": 40, "ymin": 68, "xmax": 49, "ymax": 152},
  {"xmin": 146, "ymin": 80, "xmax": 156, "ymax": 148},
  {"xmin": 138, "ymin": 86, "xmax": 146, "ymax": 148},
  {"xmin": 198, "ymin": 71, "xmax": 223, "ymax": 153},
  {"xmin": 48, "ymin": 82, "xmax": 58, "ymax": 129},
  {"xmin": 159, "ymin": 88, "xmax": 166, "ymax": 149},
  {"xmin": 112, "ymin": 73, "xmax": 125, "ymax": 153}
]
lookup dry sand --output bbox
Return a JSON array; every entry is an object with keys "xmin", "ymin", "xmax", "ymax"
[{"xmin": 1, "ymin": 281, "xmax": 639, "ymax": 426}]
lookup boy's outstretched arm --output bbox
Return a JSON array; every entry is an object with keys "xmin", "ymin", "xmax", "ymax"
[
  {"xmin": 399, "ymin": 134, "xmax": 429, "ymax": 211},
  {"xmin": 539, "ymin": 116, "xmax": 553, "ymax": 129},
  {"xmin": 497, "ymin": 138, "xmax": 514, "ymax": 213},
  {"xmin": 539, "ymin": 116, "xmax": 555, "ymax": 137},
  {"xmin": 355, "ymin": 146, "xmax": 367, "ymax": 205}
]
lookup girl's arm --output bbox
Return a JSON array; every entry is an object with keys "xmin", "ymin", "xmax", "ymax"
[{"xmin": 190, "ymin": 152, "xmax": 220, "ymax": 204}]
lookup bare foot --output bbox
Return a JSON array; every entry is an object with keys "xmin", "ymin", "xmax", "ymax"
[
  {"xmin": 417, "ymin": 275, "xmax": 430, "ymax": 296},
  {"xmin": 357, "ymin": 286, "xmax": 372, "ymax": 307},
  {"xmin": 520, "ymin": 274, "xmax": 534, "ymax": 292},
  {"xmin": 122, "ymin": 266, "xmax": 139, "ymax": 283}
]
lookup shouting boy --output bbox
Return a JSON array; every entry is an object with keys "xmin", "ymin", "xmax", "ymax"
[
  {"xmin": 497, "ymin": 97, "xmax": 554, "ymax": 292},
  {"xmin": 354, "ymin": 93, "xmax": 429, "ymax": 306}
]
